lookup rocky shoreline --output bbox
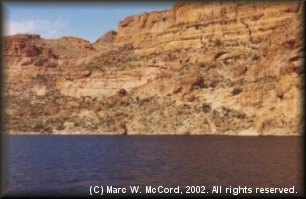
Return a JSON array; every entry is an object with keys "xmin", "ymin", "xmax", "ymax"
[{"xmin": 6, "ymin": 130, "xmax": 301, "ymax": 136}]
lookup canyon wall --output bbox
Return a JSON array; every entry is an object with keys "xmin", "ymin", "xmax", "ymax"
[{"xmin": 3, "ymin": 1, "xmax": 304, "ymax": 135}]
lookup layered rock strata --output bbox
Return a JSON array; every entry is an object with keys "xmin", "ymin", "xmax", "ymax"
[{"xmin": 3, "ymin": 1, "xmax": 304, "ymax": 135}]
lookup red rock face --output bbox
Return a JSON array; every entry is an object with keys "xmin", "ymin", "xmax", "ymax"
[
  {"xmin": 3, "ymin": 1, "xmax": 303, "ymax": 136},
  {"xmin": 5, "ymin": 34, "xmax": 41, "ymax": 57},
  {"xmin": 114, "ymin": 1, "xmax": 302, "ymax": 52},
  {"xmin": 94, "ymin": 30, "xmax": 117, "ymax": 43},
  {"xmin": 57, "ymin": 36, "xmax": 94, "ymax": 50}
]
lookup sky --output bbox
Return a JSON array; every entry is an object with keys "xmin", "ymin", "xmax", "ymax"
[{"xmin": 3, "ymin": 1, "xmax": 176, "ymax": 42}]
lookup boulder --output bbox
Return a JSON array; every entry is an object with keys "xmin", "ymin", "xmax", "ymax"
[
  {"xmin": 117, "ymin": 88, "xmax": 127, "ymax": 97},
  {"xmin": 116, "ymin": 123, "xmax": 127, "ymax": 135},
  {"xmin": 20, "ymin": 57, "xmax": 32, "ymax": 66}
]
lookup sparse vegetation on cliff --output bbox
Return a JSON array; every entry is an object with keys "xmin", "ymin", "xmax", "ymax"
[{"xmin": 4, "ymin": 1, "xmax": 303, "ymax": 136}]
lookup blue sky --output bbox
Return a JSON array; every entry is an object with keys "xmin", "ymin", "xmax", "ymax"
[{"xmin": 3, "ymin": 1, "xmax": 176, "ymax": 42}]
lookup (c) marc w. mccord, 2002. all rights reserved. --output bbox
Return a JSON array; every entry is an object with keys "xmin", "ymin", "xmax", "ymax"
[{"xmin": 89, "ymin": 185, "xmax": 297, "ymax": 195}]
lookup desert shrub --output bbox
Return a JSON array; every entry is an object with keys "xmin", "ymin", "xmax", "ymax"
[
  {"xmin": 209, "ymin": 63, "xmax": 217, "ymax": 69},
  {"xmin": 232, "ymin": 87, "xmax": 243, "ymax": 95},
  {"xmin": 31, "ymin": 120, "xmax": 44, "ymax": 131},
  {"xmin": 232, "ymin": 110, "xmax": 246, "ymax": 119},
  {"xmin": 212, "ymin": 109, "xmax": 220, "ymax": 118},
  {"xmin": 55, "ymin": 123, "xmax": 65, "ymax": 131},
  {"xmin": 214, "ymin": 39, "xmax": 222, "ymax": 47},
  {"xmin": 104, "ymin": 101, "xmax": 113, "ymax": 109},
  {"xmin": 177, "ymin": 109, "xmax": 184, "ymax": 115},
  {"xmin": 209, "ymin": 80, "xmax": 219, "ymax": 88},
  {"xmin": 41, "ymin": 126, "xmax": 53, "ymax": 134},
  {"xmin": 202, "ymin": 102, "xmax": 211, "ymax": 113},
  {"xmin": 139, "ymin": 97, "xmax": 152, "ymax": 106},
  {"xmin": 251, "ymin": 54, "xmax": 260, "ymax": 61},
  {"xmin": 117, "ymin": 88, "xmax": 127, "ymax": 97},
  {"xmin": 276, "ymin": 89, "xmax": 283, "ymax": 99},
  {"xmin": 182, "ymin": 104, "xmax": 191, "ymax": 109},
  {"xmin": 188, "ymin": 95, "xmax": 196, "ymax": 102},
  {"xmin": 198, "ymin": 62, "xmax": 206, "ymax": 68},
  {"xmin": 126, "ymin": 54, "xmax": 138, "ymax": 62},
  {"xmin": 221, "ymin": 106, "xmax": 230, "ymax": 116}
]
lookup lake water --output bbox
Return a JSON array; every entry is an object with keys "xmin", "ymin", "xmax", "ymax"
[{"xmin": 3, "ymin": 135, "xmax": 304, "ymax": 197}]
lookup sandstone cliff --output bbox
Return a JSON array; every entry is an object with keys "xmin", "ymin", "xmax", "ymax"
[{"xmin": 3, "ymin": 1, "xmax": 304, "ymax": 135}]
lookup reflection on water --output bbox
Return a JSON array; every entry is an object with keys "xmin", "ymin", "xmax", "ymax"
[{"xmin": 4, "ymin": 135, "xmax": 303, "ymax": 196}]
